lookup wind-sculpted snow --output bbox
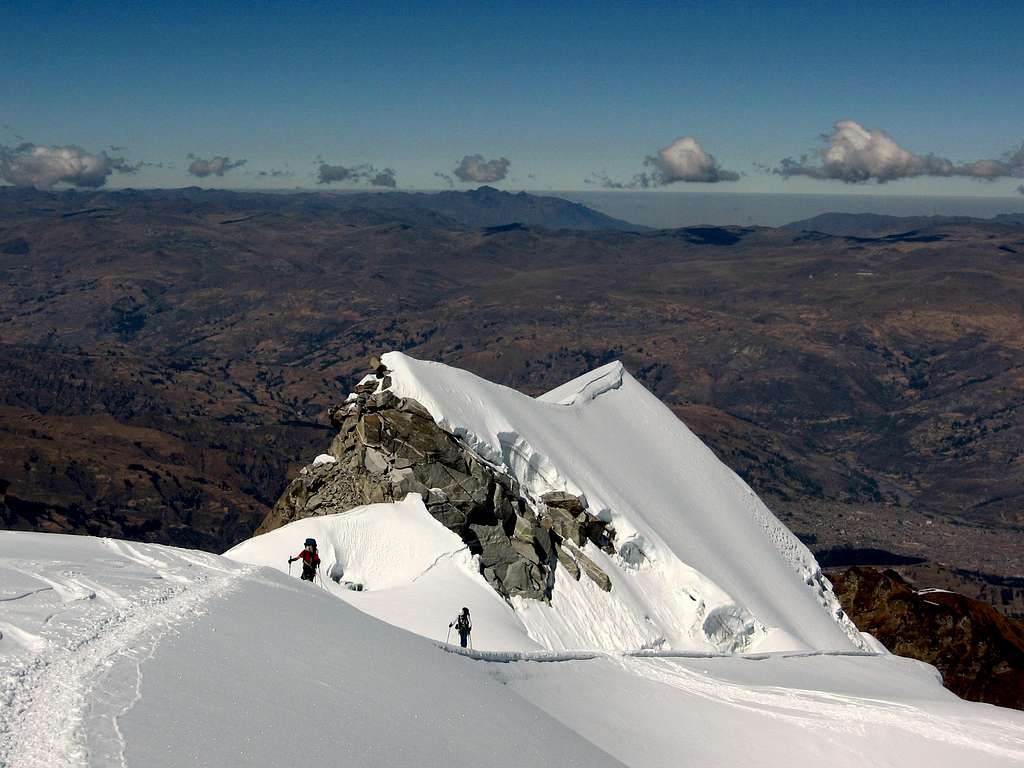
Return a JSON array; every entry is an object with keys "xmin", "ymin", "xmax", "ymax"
[
  {"xmin": 3, "ymin": 531, "xmax": 1024, "ymax": 767},
  {"xmin": 227, "ymin": 495, "xmax": 543, "ymax": 650},
  {"xmin": 379, "ymin": 351, "xmax": 863, "ymax": 653},
  {"xmin": 437, "ymin": 645, "xmax": 879, "ymax": 663}
]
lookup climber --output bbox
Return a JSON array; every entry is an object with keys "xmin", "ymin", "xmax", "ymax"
[
  {"xmin": 288, "ymin": 538, "xmax": 321, "ymax": 582},
  {"xmin": 450, "ymin": 607, "xmax": 472, "ymax": 648}
]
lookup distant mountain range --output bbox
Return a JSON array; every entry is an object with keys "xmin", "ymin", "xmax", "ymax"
[
  {"xmin": 0, "ymin": 184, "xmax": 645, "ymax": 232},
  {"xmin": 785, "ymin": 211, "xmax": 1024, "ymax": 237},
  {"xmin": 321, "ymin": 185, "xmax": 646, "ymax": 231}
]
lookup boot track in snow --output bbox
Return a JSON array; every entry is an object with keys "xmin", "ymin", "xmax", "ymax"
[{"xmin": 0, "ymin": 541, "xmax": 251, "ymax": 768}]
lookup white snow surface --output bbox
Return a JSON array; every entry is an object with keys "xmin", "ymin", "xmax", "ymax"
[
  {"xmin": 375, "ymin": 351, "xmax": 861, "ymax": 653},
  {"xmin": 226, "ymin": 494, "xmax": 542, "ymax": 650},
  {"xmin": 3, "ymin": 530, "xmax": 1024, "ymax": 768}
]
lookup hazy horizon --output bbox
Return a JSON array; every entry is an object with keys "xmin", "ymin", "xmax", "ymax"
[
  {"xmin": 8, "ymin": 182, "xmax": 1024, "ymax": 230},
  {"xmin": 563, "ymin": 190, "xmax": 1024, "ymax": 228}
]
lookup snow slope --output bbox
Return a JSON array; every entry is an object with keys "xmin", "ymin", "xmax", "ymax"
[
  {"xmin": 374, "ymin": 351, "xmax": 860, "ymax": 653},
  {"xmin": 225, "ymin": 494, "xmax": 543, "ymax": 650},
  {"xmin": 3, "ymin": 531, "xmax": 1024, "ymax": 768},
  {"xmin": 0, "ymin": 531, "xmax": 620, "ymax": 768}
]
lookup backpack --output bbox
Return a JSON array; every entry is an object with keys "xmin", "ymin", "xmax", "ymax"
[{"xmin": 456, "ymin": 613, "xmax": 471, "ymax": 633}]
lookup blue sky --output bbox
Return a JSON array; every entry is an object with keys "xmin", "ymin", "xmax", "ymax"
[{"xmin": 2, "ymin": 0, "xmax": 1023, "ymax": 195}]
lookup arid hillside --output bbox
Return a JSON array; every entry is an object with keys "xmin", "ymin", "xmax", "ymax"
[
  {"xmin": 831, "ymin": 566, "xmax": 1024, "ymax": 709},
  {"xmin": 1, "ymin": 188, "xmax": 1022, "ymax": 612}
]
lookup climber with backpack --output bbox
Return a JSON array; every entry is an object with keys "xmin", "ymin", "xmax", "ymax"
[
  {"xmin": 449, "ymin": 607, "xmax": 472, "ymax": 648},
  {"xmin": 289, "ymin": 538, "xmax": 321, "ymax": 583}
]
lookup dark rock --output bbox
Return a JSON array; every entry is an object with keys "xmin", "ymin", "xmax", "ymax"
[
  {"xmin": 353, "ymin": 380, "xmax": 378, "ymax": 396},
  {"xmin": 371, "ymin": 390, "xmax": 400, "ymax": 410},
  {"xmin": 570, "ymin": 543, "xmax": 612, "ymax": 592},
  {"xmin": 357, "ymin": 413, "xmax": 383, "ymax": 446},
  {"xmin": 425, "ymin": 487, "xmax": 449, "ymax": 506},
  {"xmin": 389, "ymin": 467, "xmax": 428, "ymax": 498},
  {"xmin": 503, "ymin": 560, "xmax": 546, "ymax": 600},
  {"xmin": 363, "ymin": 447, "xmax": 389, "ymax": 475},
  {"xmin": 542, "ymin": 490, "xmax": 587, "ymax": 516},
  {"xmin": 510, "ymin": 537, "xmax": 542, "ymax": 565},
  {"xmin": 257, "ymin": 461, "xmax": 360, "ymax": 534},
  {"xmin": 534, "ymin": 520, "xmax": 558, "ymax": 561},
  {"xmin": 545, "ymin": 506, "xmax": 584, "ymax": 546},
  {"xmin": 427, "ymin": 501, "xmax": 469, "ymax": 530},
  {"xmin": 556, "ymin": 545, "xmax": 581, "ymax": 580},
  {"xmin": 327, "ymin": 405, "xmax": 348, "ymax": 429},
  {"xmin": 259, "ymin": 381, "xmax": 614, "ymax": 602},
  {"xmin": 831, "ymin": 567, "xmax": 1024, "ymax": 710},
  {"xmin": 398, "ymin": 397, "xmax": 434, "ymax": 420}
]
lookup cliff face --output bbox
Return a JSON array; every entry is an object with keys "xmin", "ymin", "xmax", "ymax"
[
  {"xmin": 830, "ymin": 566, "xmax": 1024, "ymax": 710},
  {"xmin": 258, "ymin": 363, "xmax": 614, "ymax": 601}
]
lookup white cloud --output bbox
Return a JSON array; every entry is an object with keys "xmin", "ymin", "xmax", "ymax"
[
  {"xmin": 593, "ymin": 136, "xmax": 738, "ymax": 188},
  {"xmin": 187, "ymin": 155, "xmax": 246, "ymax": 177},
  {"xmin": 777, "ymin": 121, "xmax": 1024, "ymax": 183},
  {"xmin": 0, "ymin": 143, "xmax": 138, "ymax": 189},
  {"xmin": 645, "ymin": 136, "xmax": 739, "ymax": 183},
  {"xmin": 316, "ymin": 162, "xmax": 396, "ymax": 187},
  {"xmin": 453, "ymin": 154, "xmax": 510, "ymax": 183}
]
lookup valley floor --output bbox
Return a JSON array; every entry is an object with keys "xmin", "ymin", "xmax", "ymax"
[{"xmin": 2, "ymin": 531, "xmax": 1023, "ymax": 767}]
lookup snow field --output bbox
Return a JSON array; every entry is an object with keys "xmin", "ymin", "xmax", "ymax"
[
  {"xmin": 499, "ymin": 652, "xmax": 1024, "ymax": 768},
  {"xmin": 0, "ymin": 532, "xmax": 251, "ymax": 768},
  {"xmin": 1, "ymin": 531, "xmax": 626, "ymax": 768},
  {"xmin": 3, "ymin": 531, "xmax": 1024, "ymax": 767}
]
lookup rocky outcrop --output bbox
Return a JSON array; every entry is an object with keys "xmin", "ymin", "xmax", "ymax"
[
  {"xmin": 259, "ymin": 362, "xmax": 615, "ymax": 602},
  {"xmin": 830, "ymin": 567, "xmax": 1024, "ymax": 710}
]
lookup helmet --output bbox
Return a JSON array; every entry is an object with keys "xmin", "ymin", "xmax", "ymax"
[{"xmin": 305, "ymin": 537, "xmax": 317, "ymax": 548}]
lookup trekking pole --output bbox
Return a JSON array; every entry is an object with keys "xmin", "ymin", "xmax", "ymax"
[
  {"xmin": 288, "ymin": 560, "xmax": 292, "ymax": 577},
  {"xmin": 446, "ymin": 625, "xmax": 452, "ymax": 644}
]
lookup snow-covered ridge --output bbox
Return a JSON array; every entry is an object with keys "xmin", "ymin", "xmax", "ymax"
[
  {"xmin": 6, "ymin": 530, "xmax": 1024, "ymax": 767},
  {"xmin": 227, "ymin": 494, "xmax": 541, "ymax": 650},
  {"xmin": 377, "ymin": 351, "xmax": 863, "ymax": 653},
  {"xmin": 538, "ymin": 360, "xmax": 625, "ymax": 405}
]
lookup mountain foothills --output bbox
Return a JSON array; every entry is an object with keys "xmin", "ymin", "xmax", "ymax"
[{"xmin": 1, "ymin": 186, "xmax": 1023, "ymax": 620}]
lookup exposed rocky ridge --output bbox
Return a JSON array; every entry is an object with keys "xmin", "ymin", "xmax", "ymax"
[
  {"xmin": 259, "ymin": 361, "xmax": 615, "ymax": 601},
  {"xmin": 830, "ymin": 566, "xmax": 1024, "ymax": 710}
]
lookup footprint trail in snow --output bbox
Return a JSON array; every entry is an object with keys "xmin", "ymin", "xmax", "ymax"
[{"xmin": 0, "ymin": 533, "xmax": 250, "ymax": 768}]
